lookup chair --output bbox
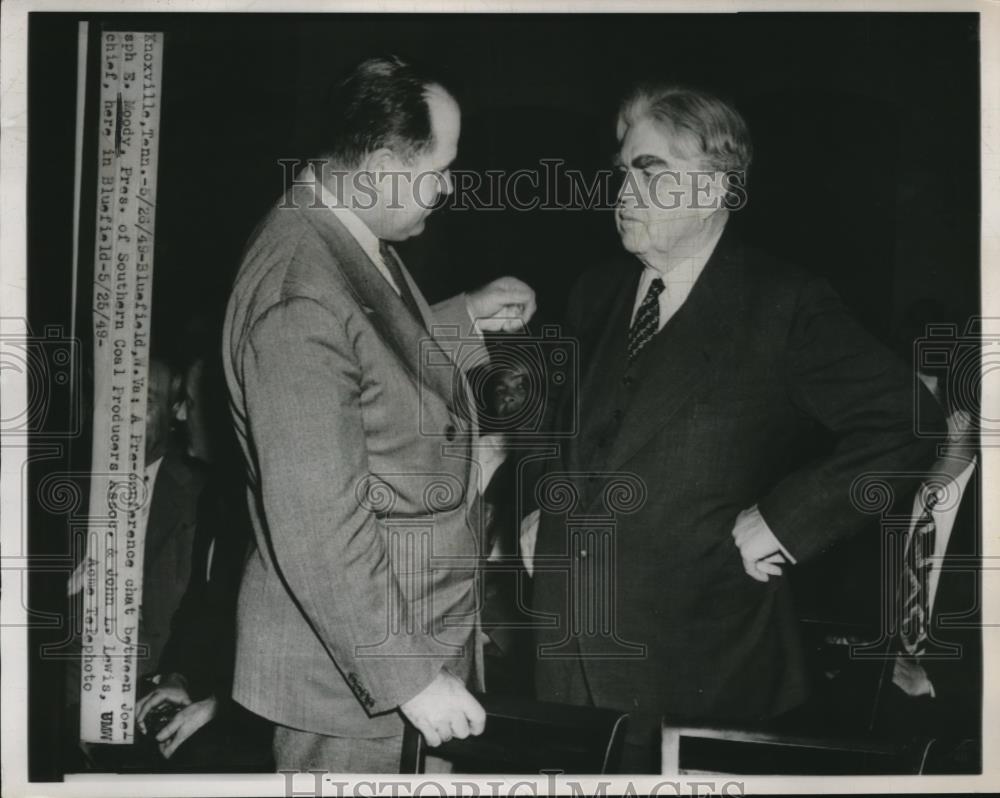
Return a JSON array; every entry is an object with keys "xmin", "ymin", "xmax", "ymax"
[
  {"xmin": 796, "ymin": 616, "xmax": 893, "ymax": 734},
  {"xmin": 661, "ymin": 724, "xmax": 934, "ymax": 776},
  {"xmin": 399, "ymin": 693, "xmax": 628, "ymax": 774}
]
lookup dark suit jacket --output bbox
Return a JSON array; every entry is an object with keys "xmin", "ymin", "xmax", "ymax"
[
  {"xmin": 531, "ymin": 225, "xmax": 943, "ymax": 735},
  {"xmin": 137, "ymin": 449, "xmax": 209, "ymax": 678},
  {"xmin": 156, "ymin": 471, "xmax": 251, "ymax": 700}
]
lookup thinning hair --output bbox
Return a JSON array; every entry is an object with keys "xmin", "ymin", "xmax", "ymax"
[
  {"xmin": 317, "ymin": 54, "xmax": 444, "ymax": 169},
  {"xmin": 618, "ymin": 84, "xmax": 752, "ymax": 175}
]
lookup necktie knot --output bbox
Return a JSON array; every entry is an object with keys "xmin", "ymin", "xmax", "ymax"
[
  {"xmin": 648, "ymin": 277, "xmax": 666, "ymax": 298},
  {"xmin": 924, "ymin": 484, "xmax": 943, "ymax": 511}
]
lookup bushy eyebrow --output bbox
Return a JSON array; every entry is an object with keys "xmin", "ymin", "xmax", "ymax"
[
  {"xmin": 612, "ymin": 153, "xmax": 670, "ymax": 170},
  {"xmin": 632, "ymin": 154, "xmax": 669, "ymax": 170}
]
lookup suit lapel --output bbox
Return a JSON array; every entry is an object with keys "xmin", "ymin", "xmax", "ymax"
[
  {"xmin": 384, "ymin": 242, "xmax": 465, "ymax": 394},
  {"xmin": 568, "ymin": 262, "xmax": 640, "ymax": 468},
  {"xmin": 604, "ymin": 227, "xmax": 744, "ymax": 473},
  {"xmin": 295, "ymin": 189, "xmax": 456, "ymax": 409}
]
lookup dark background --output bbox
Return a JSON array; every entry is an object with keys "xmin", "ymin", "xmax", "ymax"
[
  {"xmin": 26, "ymin": 11, "xmax": 979, "ymax": 780},
  {"xmin": 30, "ymin": 12, "xmax": 980, "ymax": 343}
]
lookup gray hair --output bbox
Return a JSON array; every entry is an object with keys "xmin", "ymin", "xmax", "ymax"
[{"xmin": 618, "ymin": 84, "xmax": 752, "ymax": 175}]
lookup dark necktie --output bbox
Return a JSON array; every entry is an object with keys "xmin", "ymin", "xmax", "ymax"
[
  {"xmin": 378, "ymin": 240, "xmax": 426, "ymax": 329},
  {"xmin": 899, "ymin": 486, "xmax": 941, "ymax": 655},
  {"xmin": 627, "ymin": 277, "xmax": 666, "ymax": 362}
]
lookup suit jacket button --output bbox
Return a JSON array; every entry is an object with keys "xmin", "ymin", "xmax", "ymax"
[
  {"xmin": 445, "ymin": 424, "xmax": 457, "ymax": 441},
  {"xmin": 622, "ymin": 375, "xmax": 635, "ymax": 387},
  {"xmin": 612, "ymin": 409, "xmax": 623, "ymax": 422}
]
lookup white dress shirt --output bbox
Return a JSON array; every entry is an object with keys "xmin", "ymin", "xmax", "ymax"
[
  {"xmin": 300, "ymin": 165, "xmax": 401, "ymax": 296},
  {"xmin": 629, "ymin": 223, "xmax": 725, "ymax": 330}
]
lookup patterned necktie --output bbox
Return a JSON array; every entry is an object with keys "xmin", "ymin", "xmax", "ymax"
[
  {"xmin": 627, "ymin": 277, "xmax": 666, "ymax": 363},
  {"xmin": 899, "ymin": 486, "xmax": 941, "ymax": 655},
  {"xmin": 378, "ymin": 240, "xmax": 426, "ymax": 329}
]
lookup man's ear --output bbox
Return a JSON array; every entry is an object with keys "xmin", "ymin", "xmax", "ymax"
[{"xmin": 359, "ymin": 147, "xmax": 398, "ymax": 195}]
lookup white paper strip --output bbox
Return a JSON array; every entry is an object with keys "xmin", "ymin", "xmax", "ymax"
[{"xmin": 80, "ymin": 30, "xmax": 163, "ymax": 745}]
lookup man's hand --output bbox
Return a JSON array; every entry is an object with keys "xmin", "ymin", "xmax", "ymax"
[
  {"xmin": 136, "ymin": 672, "xmax": 192, "ymax": 734},
  {"xmin": 399, "ymin": 668, "xmax": 486, "ymax": 747},
  {"xmin": 66, "ymin": 555, "xmax": 95, "ymax": 596},
  {"xmin": 466, "ymin": 277, "xmax": 536, "ymax": 333},
  {"xmin": 731, "ymin": 506, "xmax": 794, "ymax": 582},
  {"xmin": 154, "ymin": 696, "xmax": 219, "ymax": 759}
]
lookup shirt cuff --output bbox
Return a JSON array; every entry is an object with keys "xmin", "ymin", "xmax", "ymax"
[
  {"xmin": 751, "ymin": 504, "xmax": 798, "ymax": 564},
  {"xmin": 463, "ymin": 294, "xmax": 486, "ymax": 341}
]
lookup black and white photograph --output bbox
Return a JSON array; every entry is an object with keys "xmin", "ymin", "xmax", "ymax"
[{"xmin": 0, "ymin": 1, "xmax": 996, "ymax": 795}]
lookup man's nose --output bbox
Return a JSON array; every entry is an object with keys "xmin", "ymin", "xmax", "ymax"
[
  {"xmin": 440, "ymin": 170, "xmax": 454, "ymax": 197},
  {"xmin": 616, "ymin": 178, "xmax": 636, "ymax": 210}
]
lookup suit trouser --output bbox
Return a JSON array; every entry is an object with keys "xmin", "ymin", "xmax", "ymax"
[
  {"xmin": 273, "ymin": 725, "xmax": 455, "ymax": 774},
  {"xmin": 273, "ymin": 726, "xmax": 403, "ymax": 774}
]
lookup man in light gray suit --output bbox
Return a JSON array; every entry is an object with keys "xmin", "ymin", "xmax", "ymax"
[{"xmin": 223, "ymin": 55, "xmax": 535, "ymax": 772}]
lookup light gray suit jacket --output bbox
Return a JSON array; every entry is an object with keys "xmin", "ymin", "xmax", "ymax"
[{"xmin": 223, "ymin": 183, "xmax": 487, "ymax": 737}]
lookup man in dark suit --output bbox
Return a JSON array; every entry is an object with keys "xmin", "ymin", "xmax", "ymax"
[
  {"xmin": 223, "ymin": 56, "xmax": 535, "ymax": 772},
  {"xmin": 527, "ymin": 84, "xmax": 944, "ymax": 772},
  {"xmin": 137, "ymin": 358, "xmax": 210, "ymax": 679}
]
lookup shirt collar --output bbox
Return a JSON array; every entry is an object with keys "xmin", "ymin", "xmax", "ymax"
[
  {"xmin": 145, "ymin": 455, "xmax": 164, "ymax": 486},
  {"xmin": 641, "ymin": 220, "xmax": 726, "ymax": 286}
]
